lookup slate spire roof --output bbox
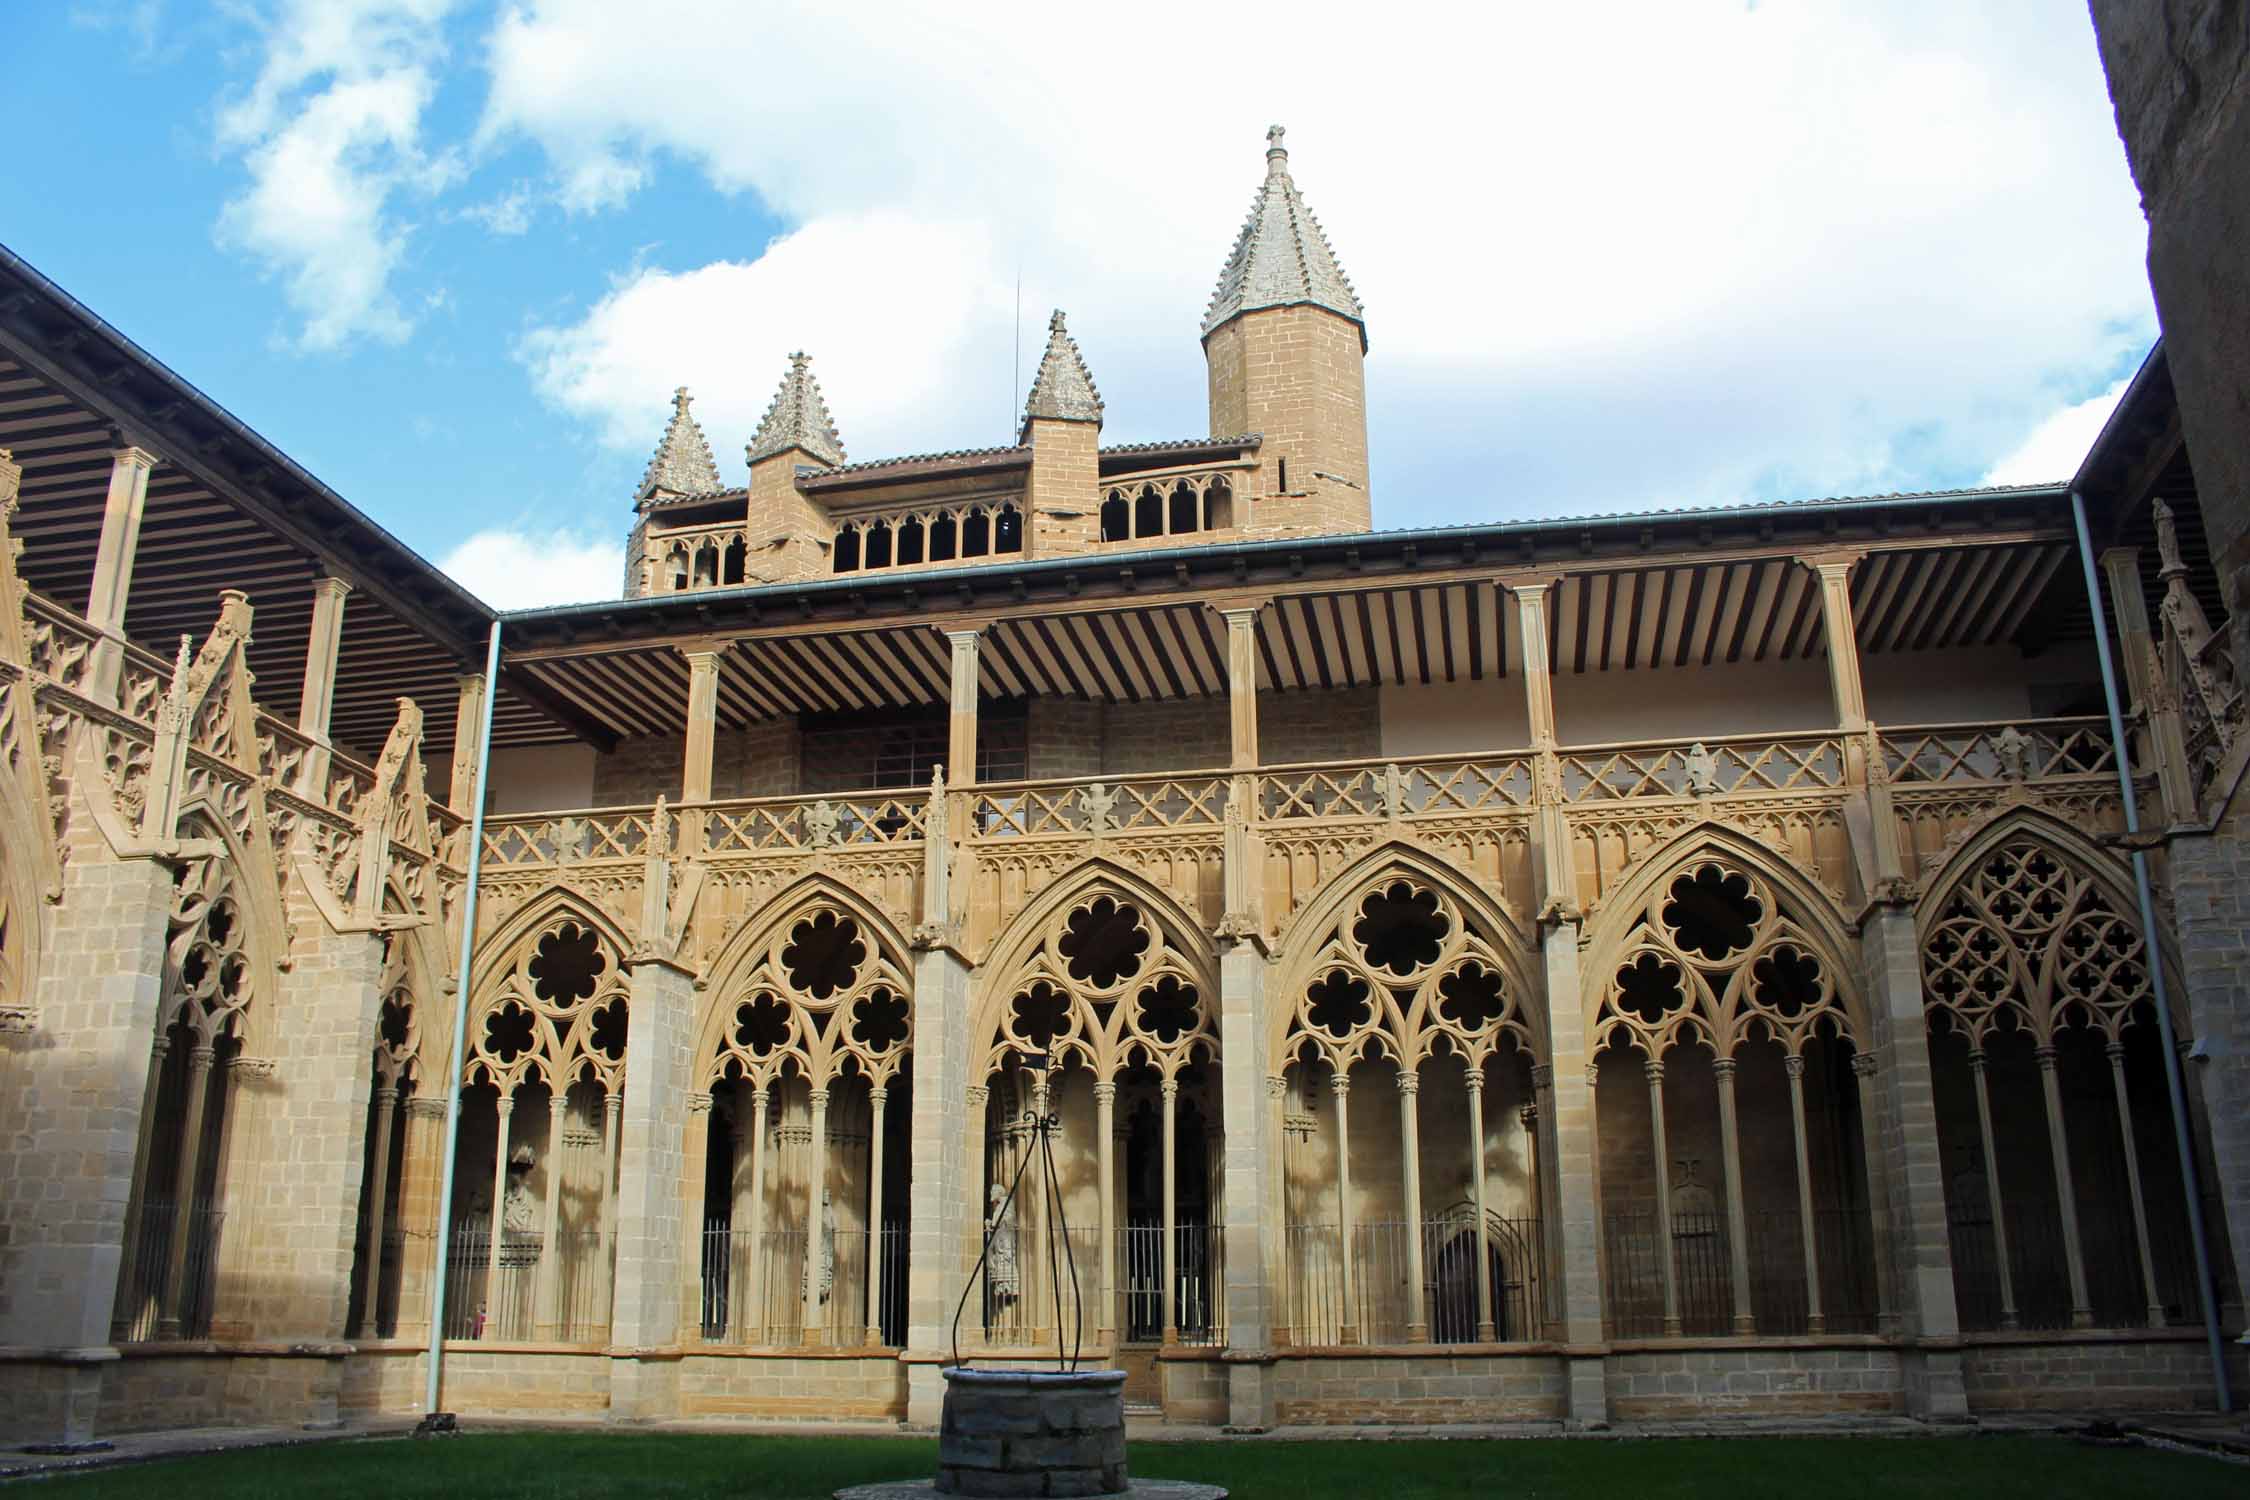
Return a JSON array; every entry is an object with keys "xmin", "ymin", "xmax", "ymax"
[
  {"xmin": 1201, "ymin": 125, "xmax": 1366, "ymax": 350},
  {"xmin": 1021, "ymin": 309, "xmax": 1103, "ymax": 428},
  {"xmin": 746, "ymin": 352, "xmax": 845, "ymax": 467},
  {"xmin": 637, "ymin": 386, "xmax": 724, "ymax": 500}
]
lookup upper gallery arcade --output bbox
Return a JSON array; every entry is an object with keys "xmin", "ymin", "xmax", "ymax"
[{"xmin": 626, "ymin": 126, "xmax": 1371, "ymax": 598}]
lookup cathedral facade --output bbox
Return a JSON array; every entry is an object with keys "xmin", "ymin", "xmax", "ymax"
[{"xmin": 0, "ymin": 131, "xmax": 2243, "ymax": 1446}]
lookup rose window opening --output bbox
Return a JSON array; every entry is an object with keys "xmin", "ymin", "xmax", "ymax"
[
  {"xmin": 481, "ymin": 1001, "xmax": 538, "ymax": 1066},
  {"xmin": 528, "ymin": 922, "xmax": 605, "ymax": 1004},
  {"xmin": 1435, "ymin": 962, "xmax": 1509, "ymax": 1033},
  {"xmin": 1661, "ymin": 865, "xmax": 1762, "ymax": 962},
  {"xmin": 1133, "ymin": 974, "xmax": 1200, "ymax": 1046},
  {"xmin": 1352, "ymin": 881, "xmax": 1449, "ymax": 976},
  {"xmin": 1304, "ymin": 970, "xmax": 1373, "ymax": 1042},
  {"xmin": 1009, "ymin": 982, "xmax": 1072, "ymax": 1051},
  {"xmin": 849, "ymin": 987, "xmax": 910, "ymax": 1054},
  {"xmin": 1749, "ymin": 946, "xmax": 1823, "ymax": 1022},
  {"xmin": 732, "ymin": 992, "xmax": 794, "ymax": 1058},
  {"xmin": 1614, "ymin": 952, "xmax": 1686, "ymax": 1028},
  {"xmin": 1059, "ymin": 897, "xmax": 1149, "ymax": 989},
  {"xmin": 782, "ymin": 911, "xmax": 866, "ymax": 1000}
]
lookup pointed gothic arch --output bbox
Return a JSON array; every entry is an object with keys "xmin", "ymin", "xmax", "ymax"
[
  {"xmin": 1578, "ymin": 822, "xmax": 1877, "ymax": 1341},
  {"xmin": 1912, "ymin": 808, "xmax": 2206, "ymax": 1333},
  {"xmin": 1270, "ymin": 839, "xmax": 1541, "ymax": 1069}
]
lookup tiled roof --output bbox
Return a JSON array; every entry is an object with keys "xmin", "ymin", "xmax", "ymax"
[
  {"xmin": 637, "ymin": 387, "xmax": 724, "ymax": 500},
  {"xmin": 746, "ymin": 352, "xmax": 845, "ymax": 467},
  {"xmin": 1098, "ymin": 433, "xmax": 1260, "ymax": 456},
  {"xmin": 1022, "ymin": 310, "xmax": 1103, "ymax": 426},
  {"xmin": 1203, "ymin": 126, "xmax": 1365, "ymax": 346},
  {"xmin": 803, "ymin": 444, "xmax": 1030, "ymax": 480}
]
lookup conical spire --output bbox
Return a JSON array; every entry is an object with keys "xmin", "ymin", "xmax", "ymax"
[
  {"xmin": 637, "ymin": 386, "xmax": 723, "ymax": 500},
  {"xmin": 746, "ymin": 352, "xmax": 845, "ymax": 468},
  {"xmin": 1021, "ymin": 310, "xmax": 1103, "ymax": 428},
  {"xmin": 1201, "ymin": 125, "xmax": 1365, "ymax": 349}
]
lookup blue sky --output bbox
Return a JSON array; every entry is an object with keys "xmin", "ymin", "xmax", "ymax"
[{"xmin": 6, "ymin": 3, "xmax": 2156, "ymax": 608}]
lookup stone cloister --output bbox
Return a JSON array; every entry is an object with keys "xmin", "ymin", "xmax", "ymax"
[{"xmin": 1, "ymin": 133, "xmax": 2245, "ymax": 1447}]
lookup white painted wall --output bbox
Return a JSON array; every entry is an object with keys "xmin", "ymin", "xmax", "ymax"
[
  {"xmin": 1378, "ymin": 642, "xmax": 2103, "ymax": 757},
  {"xmin": 426, "ymin": 743, "xmax": 600, "ymax": 816}
]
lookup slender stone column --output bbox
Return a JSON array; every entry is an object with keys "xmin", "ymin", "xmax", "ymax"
[
  {"xmin": 746, "ymin": 1085, "xmax": 771, "ymax": 1343},
  {"xmin": 1397, "ymin": 1068, "xmax": 1428, "ymax": 1342},
  {"xmin": 1713, "ymin": 1056, "xmax": 1755, "ymax": 1334},
  {"xmin": 113, "ymin": 1034, "xmax": 171, "ymax": 1338},
  {"xmin": 481, "ymin": 1091, "xmax": 514, "ymax": 1339},
  {"xmin": 537, "ymin": 1092, "xmax": 569, "ymax": 1339},
  {"xmin": 2101, "ymin": 1043, "xmax": 2167, "ymax": 1328},
  {"xmin": 1784, "ymin": 1055, "xmax": 1826, "ymax": 1334},
  {"xmin": 85, "ymin": 443, "xmax": 159, "ymax": 702},
  {"xmin": 2034, "ymin": 1045, "xmax": 2095, "ymax": 1328},
  {"xmin": 946, "ymin": 630, "xmax": 982, "ymax": 787},
  {"xmin": 449, "ymin": 672, "xmax": 488, "ymax": 815},
  {"xmin": 357, "ymin": 1084, "xmax": 399, "ymax": 1335},
  {"xmin": 294, "ymin": 575, "xmax": 351, "ymax": 795},
  {"xmin": 1848, "ymin": 1052, "xmax": 1895, "ymax": 1331},
  {"xmin": 1221, "ymin": 607, "xmax": 1261, "ymax": 768},
  {"xmin": 727, "ymin": 1100, "xmax": 752, "ymax": 1340},
  {"xmin": 678, "ymin": 1094, "xmax": 711, "ymax": 1342},
  {"xmin": 392, "ymin": 1098, "xmax": 449, "ymax": 1344},
  {"xmin": 1967, "ymin": 1049, "xmax": 2019, "ymax": 1329},
  {"xmin": 803, "ymin": 1086, "xmax": 830, "ymax": 1345},
  {"xmin": 601, "ymin": 1090, "xmax": 622, "ymax": 1328},
  {"xmin": 1519, "ymin": 1096, "xmax": 1542, "ymax": 1341},
  {"xmin": 1330, "ymin": 1070, "xmax": 1356, "ymax": 1344},
  {"xmin": 1094, "ymin": 1081, "xmax": 1118, "ymax": 1348},
  {"xmin": 1466, "ymin": 1067, "xmax": 1495, "ymax": 1341},
  {"xmin": 2099, "ymin": 546, "xmax": 2196, "ymax": 822},
  {"xmin": 156, "ymin": 1042, "xmax": 218, "ymax": 1338},
  {"xmin": 1644, "ymin": 1057, "xmax": 1681, "ymax": 1336},
  {"xmin": 1160, "ymin": 1078, "xmax": 1180, "ymax": 1345},
  {"xmin": 866, "ymin": 1086, "xmax": 889, "ymax": 1346},
  {"xmin": 681, "ymin": 648, "xmax": 723, "ymax": 804}
]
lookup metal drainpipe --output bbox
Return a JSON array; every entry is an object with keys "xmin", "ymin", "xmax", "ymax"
[
  {"xmin": 2071, "ymin": 490, "xmax": 2232, "ymax": 1413},
  {"xmin": 421, "ymin": 619, "xmax": 503, "ymax": 1425}
]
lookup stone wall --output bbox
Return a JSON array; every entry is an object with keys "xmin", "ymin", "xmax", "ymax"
[
  {"xmin": 1267, "ymin": 1351, "xmax": 1567, "ymax": 1424},
  {"xmin": 1603, "ymin": 1344, "xmax": 1904, "ymax": 1419},
  {"xmin": 1959, "ymin": 1332, "xmax": 2246, "ymax": 1413},
  {"xmin": 591, "ymin": 717, "xmax": 800, "ymax": 805},
  {"xmin": 677, "ymin": 1352, "xmax": 907, "ymax": 1420},
  {"xmin": 2166, "ymin": 791, "xmax": 2250, "ymax": 1309}
]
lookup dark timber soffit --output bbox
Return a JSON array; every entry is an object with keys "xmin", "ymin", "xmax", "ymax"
[
  {"xmin": 501, "ymin": 482, "xmax": 2075, "ymax": 638},
  {"xmin": 0, "ymin": 238, "xmax": 495, "ymax": 656}
]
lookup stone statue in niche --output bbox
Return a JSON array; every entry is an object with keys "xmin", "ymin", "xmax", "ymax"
[
  {"xmin": 1684, "ymin": 743, "xmax": 1720, "ymax": 797},
  {"xmin": 807, "ymin": 799, "xmax": 842, "ymax": 849},
  {"xmin": 985, "ymin": 1181, "xmax": 1019, "ymax": 1300},
  {"xmin": 502, "ymin": 1144, "xmax": 539, "ymax": 1233}
]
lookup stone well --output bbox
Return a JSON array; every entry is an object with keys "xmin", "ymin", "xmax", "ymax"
[{"xmin": 937, "ymin": 1367, "xmax": 1127, "ymax": 1498}]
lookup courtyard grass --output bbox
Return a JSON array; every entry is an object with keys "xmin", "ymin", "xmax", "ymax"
[{"xmin": 19, "ymin": 1431, "xmax": 2240, "ymax": 1499}]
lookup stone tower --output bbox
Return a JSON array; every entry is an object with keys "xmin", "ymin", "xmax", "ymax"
[
  {"xmin": 745, "ymin": 351, "xmax": 845, "ymax": 580},
  {"xmin": 623, "ymin": 386, "xmax": 723, "ymax": 596},
  {"xmin": 1202, "ymin": 125, "xmax": 1370, "ymax": 536},
  {"xmin": 1021, "ymin": 309, "xmax": 1103, "ymax": 557}
]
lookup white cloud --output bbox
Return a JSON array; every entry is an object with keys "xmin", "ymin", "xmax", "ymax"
[
  {"xmin": 518, "ymin": 213, "xmax": 1008, "ymax": 467},
  {"xmin": 1981, "ymin": 377, "xmax": 2131, "ymax": 487},
  {"xmin": 476, "ymin": 1, "xmax": 2156, "ymax": 522},
  {"xmin": 439, "ymin": 525, "xmax": 622, "ymax": 609},
  {"xmin": 215, "ymin": 0, "xmax": 459, "ymax": 350},
  {"xmin": 461, "ymin": 180, "xmax": 534, "ymax": 235}
]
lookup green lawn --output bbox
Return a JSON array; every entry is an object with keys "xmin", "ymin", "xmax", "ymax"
[{"xmin": 22, "ymin": 1432, "xmax": 2239, "ymax": 1499}]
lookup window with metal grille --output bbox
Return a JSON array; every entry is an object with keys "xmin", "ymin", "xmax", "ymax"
[{"xmin": 798, "ymin": 703, "xmax": 1027, "ymax": 792}]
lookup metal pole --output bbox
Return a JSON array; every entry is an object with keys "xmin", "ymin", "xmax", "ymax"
[
  {"xmin": 2071, "ymin": 491, "xmax": 2231, "ymax": 1412},
  {"xmin": 421, "ymin": 619, "xmax": 503, "ymax": 1425}
]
